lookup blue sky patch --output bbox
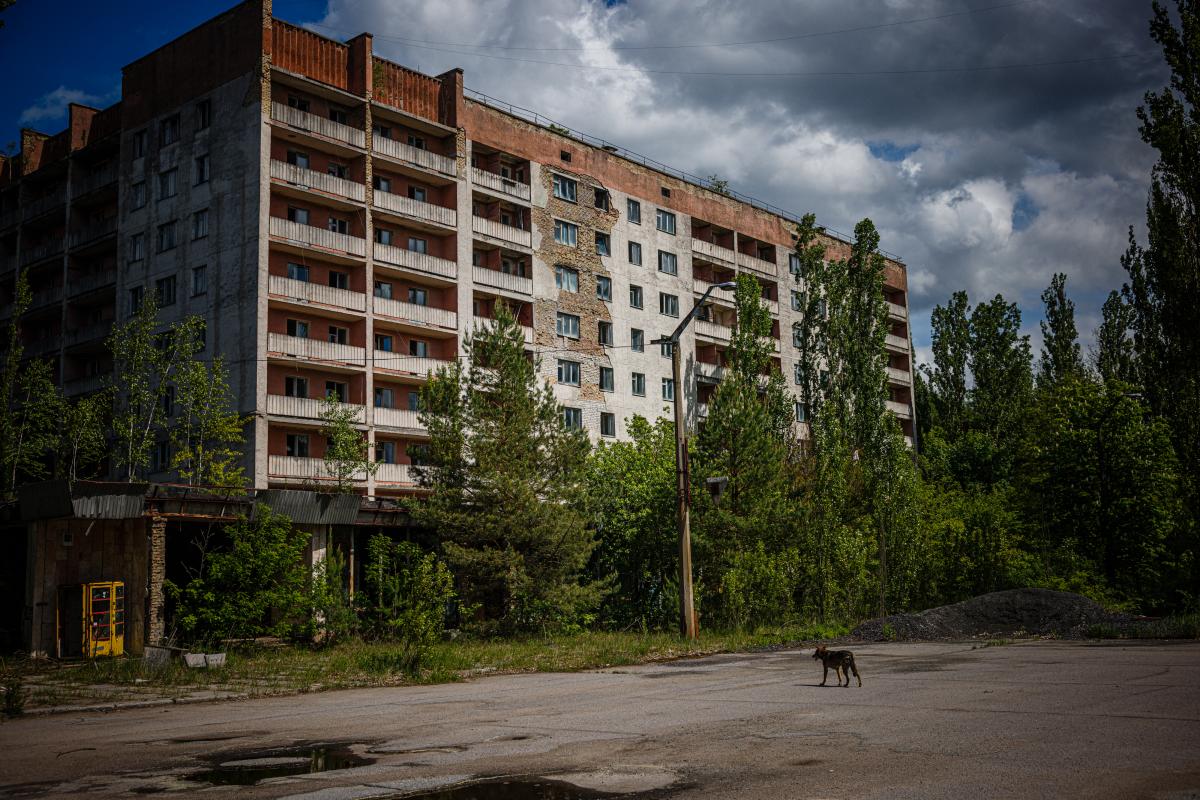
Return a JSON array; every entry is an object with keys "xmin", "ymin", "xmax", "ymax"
[
  {"xmin": 1011, "ymin": 192, "xmax": 1039, "ymax": 231},
  {"xmin": 867, "ymin": 141, "xmax": 919, "ymax": 163}
]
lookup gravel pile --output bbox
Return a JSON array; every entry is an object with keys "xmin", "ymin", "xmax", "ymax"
[{"xmin": 852, "ymin": 588, "xmax": 1134, "ymax": 641}]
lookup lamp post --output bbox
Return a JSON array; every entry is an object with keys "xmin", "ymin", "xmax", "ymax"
[{"xmin": 653, "ymin": 280, "xmax": 737, "ymax": 640}]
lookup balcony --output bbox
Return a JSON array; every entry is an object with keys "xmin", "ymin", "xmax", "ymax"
[
  {"xmin": 269, "ymin": 217, "xmax": 366, "ymax": 258},
  {"xmin": 22, "ymin": 240, "xmax": 64, "ymax": 266},
  {"xmin": 374, "ymin": 190, "xmax": 456, "ymax": 228},
  {"xmin": 692, "ymin": 238, "xmax": 737, "ymax": 266},
  {"xmin": 29, "ymin": 285, "xmax": 63, "ymax": 310},
  {"xmin": 473, "ymin": 316, "xmax": 534, "ymax": 344},
  {"xmin": 736, "ymin": 250, "xmax": 778, "ymax": 278},
  {"xmin": 374, "ymin": 462, "xmax": 418, "ymax": 486},
  {"xmin": 372, "ymin": 350, "xmax": 454, "ymax": 378},
  {"xmin": 23, "ymin": 189, "xmax": 66, "ymax": 221},
  {"xmin": 696, "ymin": 361, "xmax": 725, "ymax": 382},
  {"xmin": 472, "ymin": 216, "xmax": 532, "ymax": 248},
  {"xmin": 695, "ymin": 319, "xmax": 731, "ymax": 343},
  {"xmin": 65, "ymin": 321, "xmax": 112, "ymax": 348},
  {"xmin": 373, "ymin": 137, "xmax": 457, "ymax": 177},
  {"xmin": 270, "ymin": 101, "xmax": 365, "ymax": 149},
  {"xmin": 373, "ymin": 242, "xmax": 457, "ymax": 280},
  {"xmin": 471, "ymin": 167, "xmax": 531, "ymax": 201},
  {"xmin": 270, "ymin": 159, "xmax": 365, "ymax": 203},
  {"xmin": 886, "ymin": 366, "xmax": 912, "ymax": 386},
  {"xmin": 268, "ymin": 455, "xmax": 340, "ymax": 481},
  {"xmin": 74, "ymin": 163, "xmax": 118, "ymax": 197},
  {"xmin": 373, "ymin": 296, "xmax": 457, "ymax": 330},
  {"xmin": 267, "ymin": 331, "xmax": 366, "ymax": 365},
  {"xmin": 70, "ymin": 268, "xmax": 117, "ymax": 296},
  {"xmin": 887, "ymin": 301, "xmax": 908, "ymax": 321},
  {"xmin": 472, "ymin": 265, "xmax": 532, "ymax": 296},
  {"xmin": 266, "ymin": 393, "xmax": 365, "ymax": 423},
  {"xmin": 268, "ymin": 274, "xmax": 366, "ymax": 312},
  {"xmin": 64, "ymin": 374, "xmax": 106, "ymax": 396},
  {"xmin": 68, "ymin": 218, "xmax": 118, "ymax": 249},
  {"xmin": 885, "ymin": 333, "xmax": 909, "ymax": 352},
  {"xmin": 887, "ymin": 400, "xmax": 913, "ymax": 420},
  {"xmin": 373, "ymin": 407, "xmax": 425, "ymax": 431}
]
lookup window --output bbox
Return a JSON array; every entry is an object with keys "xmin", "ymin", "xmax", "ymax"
[
  {"xmin": 659, "ymin": 292, "xmax": 679, "ymax": 317},
  {"xmin": 375, "ymin": 333, "xmax": 393, "ymax": 351},
  {"xmin": 287, "ymin": 262, "xmax": 309, "ymax": 282},
  {"xmin": 820, "ymin": 369, "xmax": 830, "ymax": 389},
  {"xmin": 129, "ymin": 286, "xmax": 144, "ymax": 314},
  {"xmin": 374, "ymin": 175, "xmax": 392, "ymax": 194},
  {"xmin": 157, "ymin": 221, "xmax": 177, "ymax": 252},
  {"xmin": 328, "ymin": 162, "xmax": 348, "ymax": 179},
  {"xmin": 287, "ymin": 95, "xmax": 311, "ymax": 113},
  {"xmin": 325, "ymin": 380, "xmax": 348, "ymax": 401},
  {"xmin": 191, "ymin": 265, "xmax": 207, "ymax": 296},
  {"xmin": 632, "ymin": 372, "xmax": 646, "ymax": 396},
  {"xmin": 600, "ymin": 412, "xmax": 616, "ymax": 437},
  {"xmin": 131, "ymin": 130, "xmax": 146, "ymax": 159},
  {"xmin": 596, "ymin": 275, "xmax": 612, "ymax": 301},
  {"xmin": 328, "ymin": 217, "xmax": 349, "ymax": 234},
  {"xmin": 287, "ymin": 206, "xmax": 309, "ymax": 225},
  {"xmin": 328, "ymin": 325, "xmax": 349, "ymax": 344},
  {"xmin": 631, "ymin": 328, "xmax": 644, "ymax": 352},
  {"xmin": 129, "ymin": 233, "xmax": 145, "ymax": 263},
  {"xmin": 373, "ymin": 123, "xmax": 392, "ymax": 140},
  {"xmin": 162, "ymin": 385, "xmax": 176, "ymax": 417},
  {"xmin": 563, "ymin": 407, "xmax": 583, "ymax": 429},
  {"xmin": 160, "ymin": 114, "xmax": 180, "ymax": 146},
  {"xmin": 600, "ymin": 367, "xmax": 614, "ymax": 392},
  {"xmin": 408, "ymin": 237, "xmax": 427, "ymax": 254},
  {"xmin": 555, "ymin": 265, "xmax": 578, "ymax": 293},
  {"xmin": 152, "ymin": 440, "xmax": 170, "ymax": 472},
  {"xmin": 795, "ymin": 402, "xmax": 808, "ymax": 423},
  {"xmin": 794, "ymin": 363, "xmax": 803, "ymax": 385},
  {"xmin": 791, "ymin": 290, "xmax": 804, "ymax": 311},
  {"xmin": 375, "ymin": 229, "xmax": 393, "ymax": 246},
  {"xmin": 409, "ymin": 339, "xmax": 428, "ymax": 357},
  {"xmin": 285, "ymin": 376, "xmax": 309, "ymax": 398},
  {"xmin": 595, "ymin": 188, "xmax": 610, "ymax": 210},
  {"xmin": 408, "ymin": 391, "xmax": 421, "ymax": 411},
  {"xmin": 658, "ymin": 250, "xmax": 678, "ymax": 275},
  {"xmin": 663, "ymin": 377, "xmax": 675, "ymax": 401},
  {"xmin": 502, "ymin": 257, "xmax": 526, "ymax": 276},
  {"xmin": 408, "ymin": 287, "xmax": 427, "ymax": 306},
  {"xmin": 328, "ymin": 271, "xmax": 348, "ymax": 289},
  {"xmin": 552, "ymin": 174, "xmax": 577, "ymax": 202},
  {"xmin": 661, "ymin": 339, "xmax": 675, "ymax": 357},
  {"xmin": 287, "ymin": 319, "xmax": 309, "ymax": 338},
  {"xmin": 628, "ymin": 241, "xmax": 642, "ymax": 265},
  {"xmin": 629, "ymin": 284, "xmax": 643, "ymax": 309},
  {"xmin": 661, "ymin": 187, "xmax": 672, "ymax": 198},
  {"xmin": 194, "ymin": 155, "xmax": 210, "ymax": 185},
  {"xmin": 131, "ymin": 181, "xmax": 146, "ymax": 209},
  {"xmin": 656, "ymin": 209, "xmax": 676, "ymax": 234},
  {"xmin": 557, "ymin": 359, "xmax": 581, "ymax": 385},
  {"xmin": 375, "ymin": 441, "xmax": 396, "ymax": 464},
  {"xmin": 375, "ymin": 387, "xmax": 395, "ymax": 408},
  {"xmin": 195, "ymin": 99, "xmax": 212, "ymax": 130},
  {"xmin": 158, "ymin": 168, "xmax": 177, "ymax": 200},
  {"xmin": 792, "ymin": 323, "xmax": 804, "ymax": 348},
  {"xmin": 556, "ymin": 312, "xmax": 580, "ymax": 339},
  {"xmin": 328, "ymin": 106, "xmax": 348, "ymax": 125},
  {"xmin": 286, "ymin": 150, "xmax": 310, "ymax": 170},
  {"xmin": 408, "ymin": 185, "xmax": 427, "ymax": 203},
  {"xmin": 560, "ymin": 150, "xmax": 572, "ymax": 162},
  {"xmin": 598, "ymin": 321, "xmax": 613, "ymax": 347},
  {"xmin": 595, "ymin": 232, "xmax": 610, "ymax": 256},
  {"xmin": 627, "ymin": 198, "xmax": 641, "ymax": 224},
  {"xmin": 192, "ymin": 209, "xmax": 209, "ymax": 240},
  {"xmin": 789, "ymin": 253, "xmax": 802, "ymax": 278},
  {"xmin": 554, "ymin": 219, "xmax": 578, "ymax": 246},
  {"xmin": 286, "ymin": 433, "xmax": 309, "ymax": 458},
  {"xmin": 407, "ymin": 134, "xmax": 426, "ymax": 150},
  {"xmin": 374, "ymin": 281, "xmax": 393, "ymax": 300}
]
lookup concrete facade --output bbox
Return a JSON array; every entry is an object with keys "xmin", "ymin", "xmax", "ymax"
[{"xmin": 0, "ymin": 0, "xmax": 915, "ymax": 498}]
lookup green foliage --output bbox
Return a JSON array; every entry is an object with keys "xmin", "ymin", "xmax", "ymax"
[
  {"xmin": 716, "ymin": 543, "xmax": 800, "ymax": 630},
  {"xmin": 308, "ymin": 548, "xmax": 357, "ymax": 646},
  {"xmin": 56, "ymin": 392, "xmax": 110, "ymax": 482},
  {"xmin": 359, "ymin": 534, "xmax": 456, "ymax": 652},
  {"xmin": 171, "ymin": 355, "xmax": 246, "ymax": 488},
  {"xmin": 320, "ymin": 391, "xmax": 377, "ymax": 492},
  {"xmin": 411, "ymin": 305, "xmax": 606, "ymax": 635},
  {"xmin": 1037, "ymin": 273, "xmax": 1083, "ymax": 387},
  {"xmin": 167, "ymin": 505, "xmax": 310, "ymax": 645},
  {"xmin": 1, "ymin": 662, "xmax": 26, "ymax": 717},
  {"xmin": 1095, "ymin": 290, "xmax": 1138, "ymax": 386}
]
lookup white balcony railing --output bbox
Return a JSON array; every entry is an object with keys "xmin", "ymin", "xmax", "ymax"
[
  {"xmin": 373, "ymin": 137, "xmax": 457, "ymax": 176},
  {"xmin": 373, "ymin": 407, "xmax": 426, "ymax": 431},
  {"xmin": 887, "ymin": 366, "xmax": 912, "ymax": 385},
  {"xmin": 887, "ymin": 400, "xmax": 913, "ymax": 420},
  {"xmin": 270, "ymin": 101, "xmax": 365, "ymax": 148},
  {"xmin": 471, "ymin": 167, "xmax": 531, "ymax": 200},
  {"xmin": 696, "ymin": 361, "xmax": 725, "ymax": 381},
  {"xmin": 373, "ymin": 296, "xmax": 457, "ymax": 329},
  {"xmin": 267, "ymin": 332, "xmax": 366, "ymax": 365},
  {"xmin": 374, "ymin": 190, "xmax": 457, "ymax": 227},
  {"xmin": 372, "ymin": 242, "xmax": 457, "ymax": 280},
  {"xmin": 695, "ymin": 319, "xmax": 731, "ymax": 342},
  {"xmin": 373, "ymin": 350, "xmax": 454, "ymax": 378},
  {"xmin": 885, "ymin": 333, "xmax": 910, "ymax": 352},
  {"xmin": 473, "ymin": 317, "xmax": 534, "ymax": 344},
  {"xmin": 270, "ymin": 159, "xmax": 365, "ymax": 202},
  {"xmin": 736, "ymin": 250, "xmax": 778, "ymax": 278},
  {"xmin": 887, "ymin": 301, "xmax": 908, "ymax": 320},
  {"xmin": 374, "ymin": 462, "xmax": 417, "ymax": 485},
  {"xmin": 267, "ymin": 393, "xmax": 365, "ymax": 422},
  {"xmin": 268, "ymin": 274, "xmax": 366, "ymax": 312},
  {"xmin": 472, "ymin": 265, "xmax": 532, "ymax": 296},
  {"xmin": 269, "ymin": 216, "xmax": 366, "ymax": 257},
  {"xmin": 472, "ymin": 216, "xmax": 532, "ymax": 248},
  {"xmin": 691, "ymin": 238, "xmax": 737, "ymax": 265},
  {"xmin": 70, "ymin": 269, "xmax": 117, "ymax": 296},
  {"xmin": 268, "ymin": 455, "xmax": 338, "ymax": 480}
]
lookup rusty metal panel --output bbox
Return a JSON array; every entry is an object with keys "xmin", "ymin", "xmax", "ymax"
[
  {"xmin": 257, "ymin": 489, "xmax": 360, "ymax": 525},
  {"xmin": 18, "ymin": 480, "xmax": 148, "ymax": 521}
]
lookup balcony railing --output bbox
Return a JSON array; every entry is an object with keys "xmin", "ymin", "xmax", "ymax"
[
  {"xmin": 268, "ymin": 455, "xmax": 340, "ymax": 481},
  {"xmin": 887, "ymin": 301, "xmax": 908, "ymax": 321},
  {"xmin": 374, "ymin": 190, "xmax": 457, "ymax": 228},
  {"xmin": 68, "ymin": 218, "xmax": 118, "ymax": 249},
  {"xmin": 472, "ymin": 265, "xmax": 532, "ymax": 296},
  {"xmin": 0, "ymin": 208, "xmax": 19, "ymax": 230},
  {"xmin": 70, "ymin": 268, "xmax": 117, "ymax": 296},
  {"xmin": 886, "ymin": 366, "xmax": 912, "ymax": 385},
  {"xmin": 373, "ymin": 296, "xmax": 457, "ymax": 329},
  {"xmin": 270, "ymin": 101, "xmax": 365, "ymax": 148},
  {"xmin": 29, "ymin": 285, "xmax": 62, "ymax": 309},
  {"xmin": 473, "ymin": 316, "xmax": 534, "ymax": 344},
  {"xmin": 64, "ymin": 374, "xmax": 106, "ymax": 396},
  {"xmin": 65, "ymin": 321, "xmax": 112, "ymax": 348},
  {"xmin": 374, "ymin": 462, "xmax": 417, "ymax": 485},
  {"xmin": 691, "ymin": 238, "xmax": 737, "ymax": 265},
  {"xmin": 22, "ymin": 240, "xmax": 64, "ymax": 266},
  {"xmin": 887, "ymin": 400, "xmax": 913, "ymax": 420},
  {"xmin": 266, "ymin": 393, "xmax": 365, "ymax": 423},
  {"xmin": 373, "ymin": 407, "xmax": 425, "ymax": 430},
  {"xmin": 74, "ymin": 163, "xmax": 118, "ymax": 196},
  {"xmin": 268, "ymin": 274, "xmax": 366, "ymax": 312},
  {"xmin": 736, "ymin": 250, "xmax": 778, "ymax": 278},
  {"xmin": 267, "ymin": 331, "xmax": 366, "ymax": 365},
  {"xmin": 372, "ymin": 350, "xmax": 454, "ymax": 378},
  {"xmin": 885, "ymin": 333, "xmax": 909, "ymax": 352},
  {"xmin": 471, "ymin": 167, "xmax": 531, "ymax": 201},
  {"xmin": 23, "ymin": 189, "xmax": 66, "ymax": 221},
  {"xmin": 270, "ymin": 159, "xmax": 365, "ymax": 202},
  {"xmin": 695, "ymin": 319, "xmax": 731, "ymax": 342},
  {"xmin": 269, "ymin": 217, "xmax": 366, "ymax": 257},
  {"xmin": 471, "ymin": 216, "xmax": 532, "ymax": 248},
  {"xmin": 373, "ymin": 137, "xmax": 457, "ymax": 176},
  {"xmin": 373, "ymin": 242, "xmax": 457, "ymax": 280}
]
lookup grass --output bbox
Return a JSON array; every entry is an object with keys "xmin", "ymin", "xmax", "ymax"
[
  {"xmin": 8, "ymin": 622, "xmax": 848, "ymax": 711},
  {"xmin": 1086, "ymin": 613, "xmax": 1200, "ymax": 641}
]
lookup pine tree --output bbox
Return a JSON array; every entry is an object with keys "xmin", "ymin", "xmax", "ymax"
[{"xmin": 1037, "ymin": 273, "xmax": 1083, "ymax": 387}]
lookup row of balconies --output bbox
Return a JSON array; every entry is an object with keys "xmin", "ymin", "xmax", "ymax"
[
  {"xmin": 265, "ymin": 393, "xmax": 426, "ymax": 430},
  {"xmin": 267, "ymin": 455, "xmax": 418, "ymax": 486}
]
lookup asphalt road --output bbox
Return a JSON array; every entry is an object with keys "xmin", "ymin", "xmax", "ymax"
[{"xmin": 2, "ymin": 641, "xmax": 1199, "ymax": 799}]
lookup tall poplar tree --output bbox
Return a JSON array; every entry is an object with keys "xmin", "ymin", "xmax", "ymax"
[
  {"xmin": 1037, "ymin": 273, "xmax": 1083, "ymax": 387},
  {"xmin": 1094, "ymin": 290, "xmax": 1138, "ymax": 386}
]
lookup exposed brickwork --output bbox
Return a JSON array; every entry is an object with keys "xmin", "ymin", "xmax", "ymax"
[{"xmin": 147, "ymin": 516, "xmax": 166, "ymax": 646}]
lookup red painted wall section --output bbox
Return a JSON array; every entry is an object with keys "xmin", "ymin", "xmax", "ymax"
[
  {"xmin": 272, "ymin": 18, "xmax": 350, "ymax": 91},
  {"xmin": 372, "ymin": 57, "xmax": 442, "ymax": 123}
]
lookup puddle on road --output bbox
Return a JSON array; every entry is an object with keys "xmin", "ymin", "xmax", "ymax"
[
  {"xmin": 398, "ymin": 778, "xmax": 618, "ymax": 799},
  {"xmin": 188, "ymin": 743, "xmax": 373, "ymax": 785}
]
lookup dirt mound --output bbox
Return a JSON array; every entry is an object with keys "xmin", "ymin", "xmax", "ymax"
[{"xmin": 852, "ymin": 588, "xmax": 1132, "ymax": 641}]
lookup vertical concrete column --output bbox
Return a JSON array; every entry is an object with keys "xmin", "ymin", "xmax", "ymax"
[
  {"xmin": 253, "ymin": 0, "xmax": 275, "ymax": 490},
  {"xmin": 147, "ymin": 515, "xmax": 166, "ymax": 646},
  {"xmin": 356, "ymin": 35, "xmax": 377, "ymax": 499}
]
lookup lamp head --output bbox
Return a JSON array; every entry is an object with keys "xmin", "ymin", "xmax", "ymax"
[{"xmin": 716, "ymin": 281, "xmax": 738, "ymax": 290}]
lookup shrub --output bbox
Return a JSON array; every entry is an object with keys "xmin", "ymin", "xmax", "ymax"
[{"xmin": 360, "ymin": 534, "xmax": 457, "ymax": 661}]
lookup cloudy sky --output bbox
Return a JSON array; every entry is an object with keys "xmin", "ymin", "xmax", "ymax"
[{"xmin": 0, "ymin": 0, "xmax": 1169, "ymax": 363}]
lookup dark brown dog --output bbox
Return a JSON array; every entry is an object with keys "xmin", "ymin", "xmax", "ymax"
[{"xmin": 812, "ymin": 644, "xmax": 862, "ymax": 687}]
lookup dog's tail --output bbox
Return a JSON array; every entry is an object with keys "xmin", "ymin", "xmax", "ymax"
[{"xmin": 849, "ymin": 655, "xmax": 862, "ymax": 687}]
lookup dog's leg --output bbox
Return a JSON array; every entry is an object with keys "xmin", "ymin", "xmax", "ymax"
[
  {"xmin": 820, "ymin": 663, "xmax": 828, "ymax": 686},
  {"xmin": 851, "ymin": 658, "xmax": 861, "ymax": 687}
]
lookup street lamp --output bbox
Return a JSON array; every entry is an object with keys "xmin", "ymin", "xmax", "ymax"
[{"xmin": 652, "ymin": 280, "xmax": 737, "ymax": 639}]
